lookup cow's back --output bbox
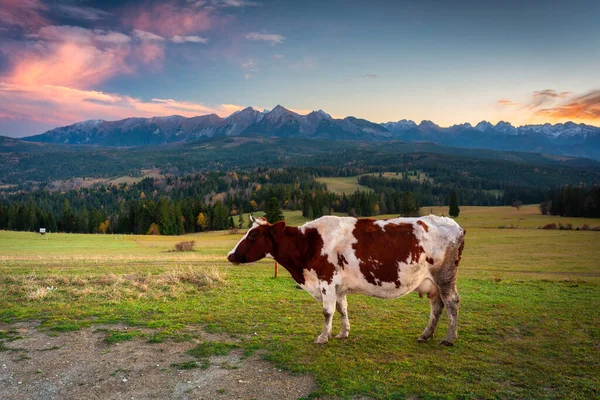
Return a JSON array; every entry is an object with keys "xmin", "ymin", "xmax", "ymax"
[{"xmin": 300, "ymin": 215, "xmax": 464, "ymax": 298}]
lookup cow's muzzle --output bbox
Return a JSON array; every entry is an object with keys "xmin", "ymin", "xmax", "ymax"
[{"xmin": 227, "ymin": 253, "xmax": 243, "ymax": 264}]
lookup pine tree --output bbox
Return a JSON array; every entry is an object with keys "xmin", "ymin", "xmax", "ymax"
[
  {"xmin": 449, "ymin": 191, "xmax": 460, "ymax": 218},
  {"xmin": 61, "ymin": 199, "xmax": 76, "ymax": 233},
  {"xmin": 47, "ymin": 210, "xmax": 58, "ymax": 233},
  {"xmin": 265, "ymin": 197, "xmax": 284, "ymax": 223}
]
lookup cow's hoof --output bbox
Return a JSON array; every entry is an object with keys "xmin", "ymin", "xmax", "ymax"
[
  {"xmin": 314, "ymin": 336, "xmax": 329, "ymax": 344},
  {"xmin": 440, "ymin": 340, "xmax": 454, "ymax": 347},
  {"xmin": 416, "ymin": 336, "xmax": 431, "ymax": 343},
  {"xmin": 334, "ymin": 332, "xmax": 349, "ymax": 339}
]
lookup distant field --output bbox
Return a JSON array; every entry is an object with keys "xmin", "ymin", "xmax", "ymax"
[
  {"xmin": 316, "ymin": 176, "xmax": 371, "ymax": 195},
  {"xmin": 1, "ymin": 206, "xmax": 599, "ymax": 398}
]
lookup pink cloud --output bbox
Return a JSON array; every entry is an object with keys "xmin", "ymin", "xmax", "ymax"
[
  {"xmin": 0, "ymin": 82, "xmax": 247, "ymax": 127},
  {"xmin": 0, "ymin": 0, "xmax": 49, "ymax": 31},
  {"xmin": 134, "ymin": 41, "xmax": 166, "ymax": 65},
  {"xmin": 7, "ymin": 40, "xmax": 132, "ymax": 88},
  {"xmin": 124, "ymin": 2, "xmax": 217, "ymax": 37}
]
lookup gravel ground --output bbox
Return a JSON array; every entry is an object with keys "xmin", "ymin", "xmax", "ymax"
[{"xmin": 0, "ymin": 321, "xmax": 315, "ymax": 400}]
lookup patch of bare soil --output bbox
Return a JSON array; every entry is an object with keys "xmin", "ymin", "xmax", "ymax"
[{"xmin": 0, "ymin": 322, "xmax": 315, "ymax": 400}]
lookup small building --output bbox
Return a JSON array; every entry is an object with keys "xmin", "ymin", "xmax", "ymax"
[{"xmin": 39, "ymin": 228, "xmax": 46, "ymax": 235}]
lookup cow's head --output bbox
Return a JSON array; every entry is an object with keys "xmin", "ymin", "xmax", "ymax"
[{"xmin": 227, "ymin": 216, "xmax": 286, "ymax": 264}]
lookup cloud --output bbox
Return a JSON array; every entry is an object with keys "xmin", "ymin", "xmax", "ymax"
[
  {"xmin": 207, "ymin": 0, "xmax": 259, "ymax": 7},
  {"xmin": 0, "ymin": 0, "xmax": 49, "ymax": 31},
  {"xmin": 497, "ymin": 99, "xmax": 518, "ymax": 106},
  {"xmin": 124, "ymin": 2, "xmax": 217, "ymax": 37},
  {"xmin": 33, "ymin": 25, "xmax": 131, "ymax": 45},
  {"xmin": 241, "ymin": 58, "xmax": 257, "ymax": 70},
  {"xmin": 534, "ymin": 90, "xmax": 600, "ymax": 122},
  {"xmin": 272, "ymin": 54, "xmax": 284, "ymax": 59},
  {"xmin": 170, "ymin": 35, "xmax": 209, "ymax": 43},
  {"xmin": 245, "ymin": 32, "xmax": 285, "ymax": 45},
  {"xmin": 55, "ymin": 5, "xmax": 111, "ymax": 21},
  {"xmin": 529, "ymin": 89, "xmax": 573, "ymax": 108},
  {"xmin": 361, "ymin": 74, "xmax": 379, "ymax": 79},
  {"xmin": 0, "ymin": 82, "xmax": 247, "ymax": 127},
  {"xmin": 133, "ymin": 42, "xmax": 165, "ymax": 65},
  {"xmin": 6, "ymin": 40, "xmax": 132, "ymax": 88},
  {"xmin": 133, "ymin": 29, "xmax": 165, "ymax": 41}
]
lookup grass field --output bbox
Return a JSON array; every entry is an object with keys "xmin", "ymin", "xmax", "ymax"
[
  {"xmin": 316, "ymin": 176, "xmax": 371, "ymax": 195},
  {"xmin": 1, "ymin": 206, "xmax": 599, "ymax": 399}
]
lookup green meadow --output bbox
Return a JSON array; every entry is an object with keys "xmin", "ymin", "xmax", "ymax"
[
  {"xmin": 316, "ymin": 176, "xmax": 372, "ymax": 195},
  {"xmin": 1, "ymin": 205, "xmax": 599, "ymax": 399}
]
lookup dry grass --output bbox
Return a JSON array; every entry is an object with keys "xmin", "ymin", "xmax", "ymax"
[{"xmin": 5, "ymin": 266, "xmax": 226, "ymax": 303}]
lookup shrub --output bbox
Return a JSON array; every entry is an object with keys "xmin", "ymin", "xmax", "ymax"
[
  {"xmin": 146, "ymin": 223, "xmax": 160, "ymax": 235},
  {"xmin": 174, "ymin": 241, "xmax": 195, "ymax": 251},
  {"xmin": 541, "ymin": 223, "xmax": 557, "ymax": 230}
]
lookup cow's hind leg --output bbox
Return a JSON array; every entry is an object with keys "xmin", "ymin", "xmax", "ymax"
[
  {"xmin": 334, "ymin": 294, "xmax": 350, "ymax": 339},
  {"xmin": 417, "ymin": 294, "xmax": 444, "ymax": 342},
  {"xmin": 315, "ymin": 287, "xmax": 336, "ymax": 344},
  {"xmin": 440, "ymin": 286, "xmax": 460, "ymax": 346}
]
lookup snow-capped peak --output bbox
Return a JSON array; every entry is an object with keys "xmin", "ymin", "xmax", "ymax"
[
  {"xmin": 316, "ymin": 109, "xmax": 332, "ymax": 119},
  {"xmin": 475, "ymin": 121, "xmax": 494, "ymax": 132}
]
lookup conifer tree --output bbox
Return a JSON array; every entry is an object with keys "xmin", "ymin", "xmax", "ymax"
[
  {"xmin": 449, "ymin": 191, "xmax": 460, "ymax": 218},
  {"xmin": 265, "ymin": 197, "xmax": 284, "ymax": 223}
]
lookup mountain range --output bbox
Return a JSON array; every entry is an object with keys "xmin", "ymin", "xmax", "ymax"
[{"xmin": 20, "ymin": 105, "xmax": 600, "ymax": 159}]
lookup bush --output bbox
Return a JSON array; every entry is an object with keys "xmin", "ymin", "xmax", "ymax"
[
  {"xmin": 174, "ymin": 241, "xmax": 195, "ymax": 252},
  {"xmin": 558, "ymin": 223, "xmax": 573, "ymax": 230},
  {"xmin": 146, "ymin": 223, "xmax": 160, "ymax": 235},
  {"xmin": 541, "ymin": 223, "xmax": 557, "ymax": 230}
]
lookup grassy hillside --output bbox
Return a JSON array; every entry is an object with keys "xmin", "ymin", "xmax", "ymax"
[
  {"xmin": 2, "ymin": 136, "xmax": 599, "ymax": 186},
  {"xmin": 1, "ymin": 206, "xmax": 598, "ymax": 398},
  {"xmin": 316, "ymin": 176, "xmax": 371, "ymax": 195}
]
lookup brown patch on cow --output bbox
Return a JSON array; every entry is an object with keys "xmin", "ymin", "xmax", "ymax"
[
  {"xmin": 269, "ymin": 226, "xmax": 336, "ymax": 285},
  {"xmin": 426, "ymin": 257, "xmax": 434, "ymax": 265},
  {"xmin": 337, "ymin": 254, "xmax": 348, "ymax": 268},
  {"xmin": 417, "ymin": 220, "xmax": 429, "ymax": 232},
  {"xmin": 352, "ymin": 219, "xmax": 424, "ymax": 288},
  {"xmin": 322, "ymin": 288, "xmax": 326, "ymax": 295}
]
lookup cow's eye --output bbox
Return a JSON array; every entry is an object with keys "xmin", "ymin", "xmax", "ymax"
[{"xmin": 248, "ymin": 231, "xmax": 258, "ymax": 240}]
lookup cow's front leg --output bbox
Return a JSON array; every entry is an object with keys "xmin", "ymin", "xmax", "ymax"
[
  {"xmin": 314, "ymin": 286, "xmax": 336, "ymax": 344},
  {"xmin": 334, "ymin": 294, "xmax": 350, "ymax": 339}
]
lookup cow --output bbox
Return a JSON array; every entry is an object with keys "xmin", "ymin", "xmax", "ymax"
[{"xmin": 227, "ymin": 215, "xmax": 465, "ymax": 345}]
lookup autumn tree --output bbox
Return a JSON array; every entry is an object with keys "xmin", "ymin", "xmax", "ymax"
[
  {"xmin": 197, "ymin": 212, "xmax": 208, "ymax": 231},
  {"xmin": 146, "ymin": 223, "xmax": 160, "ymax": 235}
]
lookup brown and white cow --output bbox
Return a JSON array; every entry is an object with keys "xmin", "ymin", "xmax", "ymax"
[{"xmin": 227, "ymin": 215, "xmax": 465, "ymax": 345}]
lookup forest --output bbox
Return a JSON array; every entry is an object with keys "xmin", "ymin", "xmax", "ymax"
[{"xmin": 1, "ymin": 165, "xmax": 598, "ymax": 235}]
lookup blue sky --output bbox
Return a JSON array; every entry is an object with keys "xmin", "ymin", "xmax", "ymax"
[{"xmin": 0, "ymin": 0, "xmax": 599, "ymax": 137}]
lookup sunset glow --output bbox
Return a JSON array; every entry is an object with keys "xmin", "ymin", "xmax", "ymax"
[{"xmin": 0, "ymin": 0, "xmax": 599, "ymax": 137}]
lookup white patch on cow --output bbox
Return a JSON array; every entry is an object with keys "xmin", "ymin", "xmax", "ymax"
[
  {"xmin": 298, "ymin": 215, "xmax": 463, "ymax": 301},
  {"xmin": 300, "ymin": 269, "xmax": 322, "ymax": 300},
  {"xmin": 227, "ymin": 222, "xmax": 259, "ymax": 257},
  {"xmin": 265, "ymin": 253, "xmax": 274, "ymax": 259},
  {"xmin": 300, "ymin": 216, "xmax": 359, "ymax": 268}
]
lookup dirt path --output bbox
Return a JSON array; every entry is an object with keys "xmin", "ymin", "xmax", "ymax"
[{"xmin": 0, "ymin": 322, "xmax": 315, "ymax": 400}]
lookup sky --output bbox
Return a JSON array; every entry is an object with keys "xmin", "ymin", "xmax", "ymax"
[{"xmin": 0, "ymin": 0, "xmax": 599, "ymax": 137}]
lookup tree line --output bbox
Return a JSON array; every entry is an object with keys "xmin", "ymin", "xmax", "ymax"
[{"xmin": 542, "ymin": 185, "xmax": 600, "ymax": 218}]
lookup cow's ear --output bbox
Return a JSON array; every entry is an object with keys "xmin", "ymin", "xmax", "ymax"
[{"xmin": 270, "ymin": 221, "xmax": 286, "ymax": 238}]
